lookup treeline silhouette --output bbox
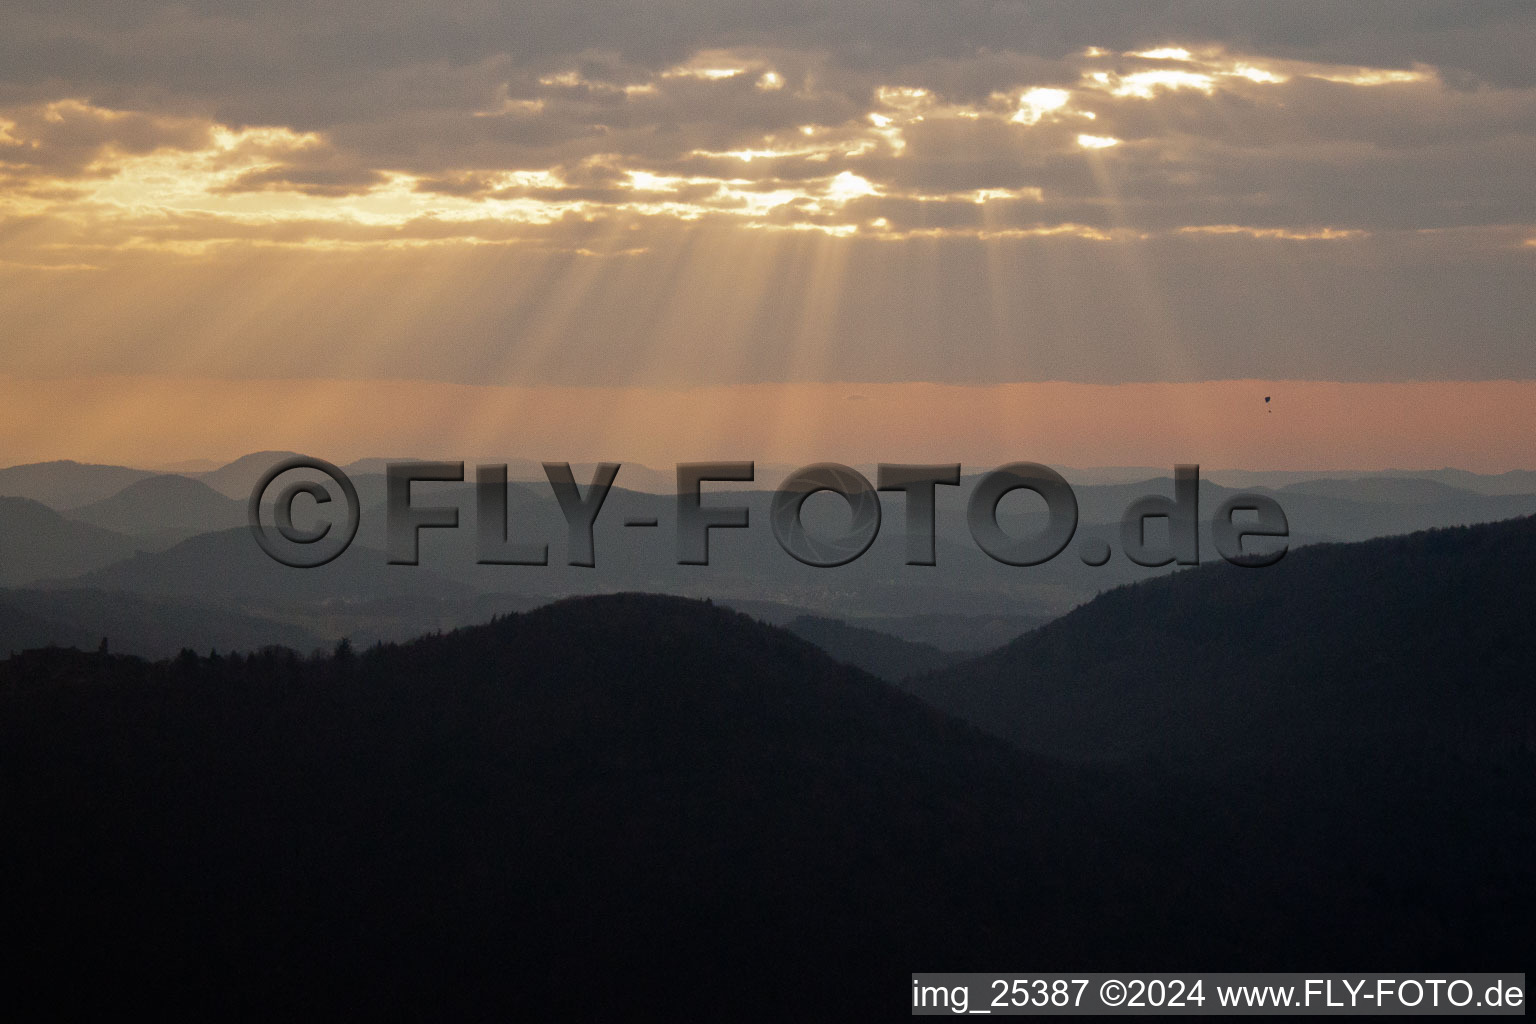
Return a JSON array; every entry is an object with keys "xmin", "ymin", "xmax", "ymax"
[
  {"xmin": 1, "ymin": 596, "xmax": 1129, "ymax": 1018},
  {"xmin": 909, "ymin": 515, "xmax": 1536, "ymax": 766},
  {"xmin": 2, "ymin": 517, "xmax": 1533, "ymax": 1018}
]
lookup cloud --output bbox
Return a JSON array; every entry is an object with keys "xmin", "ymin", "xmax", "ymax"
[
  {"xmin": 0, "ymin": 2, "xmax": 1532, "ymax": 387},
  {"xmin": 0, "ymin": 98, "xmax": 212, "ymax": 177},
  {"xmin": 6, "ymin": 43, "xmax": 1535, "ymax": 244}
]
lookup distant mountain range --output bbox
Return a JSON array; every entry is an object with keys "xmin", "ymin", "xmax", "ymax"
[
  {"xmin": 0, "ymin": 588, "xmax": 324, "ymax": 660},
  {"xmin": 783, "ymin": 613, "xmax": 962, "ymax": 680},
  {"xmin": 8, "ymin": 453, "xmax": 1536, "ymax": 508},
  {"xmin": 71, "ymin": 526, "xmax": 471, "ymax": 603},
  {"xmin": 1207, "ymin": 466, "xmax": 1536, "ymax": 496},
  {"xmin": 5, "ymin": 452, "xmax": 1536, "ymax": 658},
  {"xmin": 65, "ymin": 474, "xmax": 245, "ymax": 547},
  {"xmin": 0, "ymin": 459, "xmax": 156, "ymax": 508},
  {"xmin": 0, "ymin": 497, "xmax": 138, "ymax": 587}
]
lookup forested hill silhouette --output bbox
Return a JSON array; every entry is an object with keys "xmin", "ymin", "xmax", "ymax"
[
  {"xmin": 3, "ymin": 590, "xmax": 1529, "ymax": 1017},
  {"xmin": 0, "ymin": 594, "xmax": 1129, "ymax": 1018},
  {"xmin": 908, "ymin": 514, "xmax": 1536, "ymax": 766}
]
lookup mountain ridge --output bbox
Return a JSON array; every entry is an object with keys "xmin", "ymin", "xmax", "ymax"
[{"xmin": 906, "ymin": 513, "xmax": 1536, "ymax": 765}]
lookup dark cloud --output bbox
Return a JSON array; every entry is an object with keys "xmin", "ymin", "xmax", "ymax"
[
  {"xmin": 4, "ymin": 4, "xmax": 1533, "ymax": 233},
  {"xmin": 0, "ymin": 99, "xmax": 211, "ymax": 176},
  {"xmin": 0, "ymin": 1, "xmax": 1532, "ymax": 385}
]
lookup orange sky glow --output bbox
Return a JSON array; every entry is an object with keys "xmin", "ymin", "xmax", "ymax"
[
  {"xmin": 5, "ymin": 375, "xmax": 1533, "ymax": 474},
  {"xmin": 3, "ymin": 28, "xmax": 1532, "ymax": 471}
]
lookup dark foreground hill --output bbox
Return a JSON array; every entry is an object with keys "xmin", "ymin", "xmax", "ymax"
[
  {"xmin": 1, "ymin": 591, "xmax": 1529, "ymax": 1018},
  {"xmin": 0, "ymin": 595, "xmax": 1125, "ymax": 1018},
  {"xmin": 907, "ymin": 514, "xmax": 1536, "ymax": 768}
]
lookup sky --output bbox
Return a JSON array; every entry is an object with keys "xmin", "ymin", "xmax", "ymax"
[{"xmin": 2, "ymin": 1, "xmax": 1533, "ymax": 469}]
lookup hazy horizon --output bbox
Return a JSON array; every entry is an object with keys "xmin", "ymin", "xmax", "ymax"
[{"xmin": 4, "ymin": 376, "xmax": 1536, "ymax": 474}]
